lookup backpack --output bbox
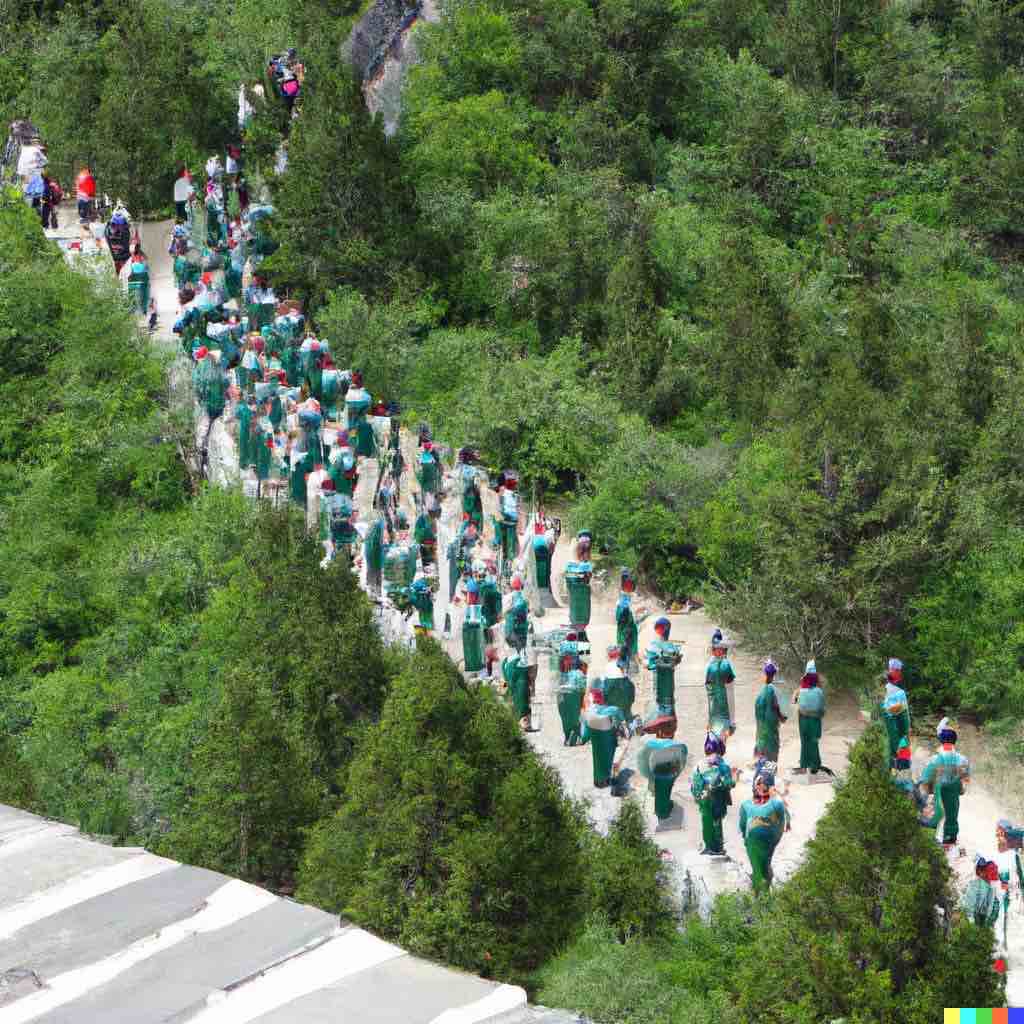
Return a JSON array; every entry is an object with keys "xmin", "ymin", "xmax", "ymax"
[{"xmin": 48, "ymin": 180, "xmax": 63, "ymax": 204}]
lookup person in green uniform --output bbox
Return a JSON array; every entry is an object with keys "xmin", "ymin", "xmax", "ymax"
[
  {"xmin": 236, "ymin": 393, "xmax": 256, "ymax": 471},
  {"xmin": 457, "ymin": 447, "xmax": 484, "ymax": 530},
  {"xmin": 881, "ymin": 658, "xmax": 911, "ymax": 768},
  {"xmin": 961, "ymin": 857, "xmax": 1000, "ymax": 928},
  {"xmin": 753, "ymin": 659, "xmax": 787, "ymax": 762},
  {"xmin": 480, "ymin": 565, "xmax": 502, "ymax": 633},
  {"xmin": 582, "ymin": 704, "xmax": 624, "ymax": 788},
  {"xmin": 792, "ymin": 660, "xmax": 830, "ymax": 775},
  {"xmin": 192, "ymin": 346, "xmax": 226, "ymax": 422},
  {"xmin": 556, "ymin": 668, "xmax": 588, "ymax": 746},
  {"xmin": 565, "ymin": 531, "xmax": 593, "ymax": 637},
  {"xmin": 287, "ymin": 436, "xmax": 308, "ymax": 507},
  {"xmin": 531, "ymin": 519, "xmax": 555, "ymax": 591},
  {"xmin": 646, "ymin": 618, "xmax": 682, "ymax": 718},
  {"xmin": 739, "ymin": 770, "xmax": 790, "ymax": 894},
  {"xmin": 126, "ymin": 249, "xmax": 150, "ymax": 314},
  {"xmin": 408, "ymin": 575, "xmax": 435, "ymax": 634},
  {"xmin": 495, "ymin": 470, "xmax": 521, "ymax": 575},
  {"xmin": 413, "ymin": 507, "xmax": 436, "ymax": 570},
  {"xmin": 918, "ymin": 718, "xmax": 969, "ymax": 848},
  {"xmin": 502, "ymin": 651, "xmax": 532, "ymax": 729},
  {"xmin": 505, "ymin": 575, "xmax": 530, "ymax": 653},
  {"xmin": 601, "ymin": 644, "xmax": 636, "ymax": 725},
  {"xmin": 346, "ymin": 369, "xmax": 376, "ymax": 458},
  {"xmin": 615, "ymin": 570, "xmax": 640, "ymax": 672},
  {"xmin": 638, "ymin": 738, "xmax": 687, "ymax": 819},
  {"xmin": 705, "ymin": 636, "xmax": 737, "ymax": 738},
  {"xmin": 462, "ymin": 603, "xmax": 485, "ymax": 673},
  {"xmin": 328, "ymin": 444, "xmax": 358, "ymax": 497},
  {"xmin": 691, "ymin": 732, "xmax": 736, "ymax": 855},
  {"xmin": 253, "ymin": 414, "xmax": 274, "ymax": 489}
]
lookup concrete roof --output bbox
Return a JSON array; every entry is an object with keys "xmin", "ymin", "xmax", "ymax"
[{"xmin": 0, "ymin": 805, "xmax": 525, "ymax": 1024}]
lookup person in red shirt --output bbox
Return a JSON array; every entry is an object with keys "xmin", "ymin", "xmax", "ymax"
[{"xmin": 76, "ymin": 166, "xmax": 96, "ymax": 224}]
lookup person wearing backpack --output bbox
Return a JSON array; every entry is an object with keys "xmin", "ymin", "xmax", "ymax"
[
  {"xmin": 44, "ymin": 177, "xmax": 62, "ymax": 229},
  {"xmin": 104, "ymin": 209, "xmax": 132, "ymax": 275}
]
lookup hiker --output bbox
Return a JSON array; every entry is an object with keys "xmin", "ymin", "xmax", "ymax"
[
  {"xmin": 705, "ymin": 634, "xmax": 737, "ymax": 739},
  {"xmin": 792, "ymin": 660, "xmax": 830, "ymax": 775},
  {"xmin": 305, "ymin": 458, "xmax": 328, "ymax": 534},
  {"xmin": 173, "ymin": 166, "xmax": 195, "ymax": 223},
  {"xmin": 504, "ymin": 575, "xmax": 530, "ymax": 653},
  {"xmin": 42, "ymin": 174, "xmax": 61, "ymax": 229},
  {"xmin": 407, "ymin": 575, "xmax": 435, "ymax": 633},
  {"xmin": 205, "ymin": 182, "xmax": 226, "ymax": 248},
  {"xmin": 891, "ymin": 736, "xmax": 920, "ymax": 806},
  {"xmin": 245, "ymin": 275, "xmax": 277, "ymax": 330},
  {"xmin": 881, "ymin": 658, "xmax": 911, "ymax": 767},
  {"xmin": 479, "ymin": 561, "xmax": 502, "ymax": 632},
  {"xmin": 495, "ymin": 469, "xmax": 521, "ymax": 572},
  {"xmin": 565, "ymin": 530, "xmax": 593, "ymax": 637},
  {"xmin": 961, "ymin": 857, "xmax": 1000, "ymax": 928},
  {"xmin": 753, "ymin": 659, "xmax": 787, "ymax": 762},
  {"xmin": 413, "ymin": 505, "xmax": 437, "ymax": 570},
  {"xmin": 638, "ymin": 738, "xmax": 687, "ymax": 820},
  {"xmin": 328, "ymin": 443, "xmax": 358, "ymax": 497},
  {"xmin": 739, "ymin": 769, "xmax": 790, "ymax": 894},
  {"xmin": 320, "ymin": 479, "xmax": 357, "ymax": 562},
  {"xmin": 996, "ymin": 819, "xmax": 1024, "ymax": 937},
  {"xmin": 502, "ymin": 650, "xmax": 532, "ymax": 730},
  {"xmin": 463, "ymin": 603, "xmax": 485, "ymax": 673},
  {"xmin": 615, "ymin": 569, "xmax": 641, "ymax": 673},
  {"xmin": 320, "ymin": 360, "xmax": 346, "ymax": 421},
  {"xmin": 416, "ymin": 439, "xmax": 443, "ymax": 517},
  {"xmin": 345, "ymin": 369, "xmax": 376, "ymax": 457},
  {"xmin": 191, "ymin": 346, "xmax": 226, "ymax": 423},
  {"xmin": 601, "ymin": 643, "xmax": 636, "ymax": 724},
  {"xmin": 364, "ymin": 498, "xmax": 387, "ymax": 594},
  {"xmin": 104, "ymin": 207, "xmax": 133, "ymax": 275},
  {"xmin": 457, "ymin": 447, "xmax": 484, "ymax": 530},
  {"xmin": 917, "ymin": 717, "xmax": 970, "ymax": 849},
  {"xmin": 582, "ymin": 703, "xmax": 624, "ymax": 789},
  {"xmin": 76, "ymin": 165, "xmax": 96, "ymax": 225},
  {"xmin": 236, "ymin": 392, "xmax": 257, "ymax": 471},
  {"xmin": 532, "ymin": 517, "xmax": 556, "ymax": 591},
  {"xmin": 125, "ymin": 247, "xmax": 150, "ymax": 315},
  {"xmin": 691, "ymin": 732, "xmax": 736, "ymax": 856},
  {"xmin": 556, "ymin": 667, "xmax": 588, "ymax": 747},
  {"xmin": 645, "ymin": 617, "xmax": 682, "ymax": 722}
]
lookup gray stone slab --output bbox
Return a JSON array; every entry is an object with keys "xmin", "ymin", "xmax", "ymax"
[
  {"xmin": 35, "ymin": 898, "xmax": 338, "ymax": 1024},
  {"xmin": 0, "ymin": 834, "xmax": 136, "ymax": 909},
  {"xmin": 250, "ymin": 953, "xmax": 501, "ymax": 1024},
  {"xmin": 0, "ymin": 865, "xmax": 225, "ymax": 991}
]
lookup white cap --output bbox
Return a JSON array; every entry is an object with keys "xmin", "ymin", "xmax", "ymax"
[{"xmin": 805, "ymin": 659, "xmax": 816, "ymax": 674}]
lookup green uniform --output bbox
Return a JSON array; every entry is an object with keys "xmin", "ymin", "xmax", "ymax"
[
  {"xmin": 556, "ymin": 671, "xmax": 587, "ymax": 746},
  {"xmin": 754, "ymin": 682, "xmax": 785, "ymax": 762},
  {"xmin": 615, "ymin": 596, "xmax": 638, "ymax": 665},
  {"xmin": 602, "ymin": 667, "xmax": 635, "ymax": 723},
  {"xmin": 582, "ymin": 706, "xmax": 623, "ymax": 787},
  {"xmin": 409, "ymin": 579, "xmax": 434, "ymax": 631},
  {"xmin": 254, "ymin": 421, "xmax": 273, "ymax": 481},
  {"xmin": 532, "ymin": 535, "xmax": 552, "ymax": 589},
  {"xmin": 413, "ymin": 512, "xmax": 436, "ymax": 568},
  {"xmin": 126, "ymin": 261, "xmax": 150, "ymax": 314},
  {"xmin": 458, "ymin": 464, "xmax": 484, "ymax": 530},
  {"xmin": 364, "ymin": 517, "xmax": 385, "ymax": 591},
  {"xmin": 882, "ymin": 684, "xmax": 911, "ymax": 767},
  {"xmin": 646, "ymin": 639, "xmax": 682, "ymax": 715},
  {"xmin": 691, "ymin": 756, "xmax": 735, "ymax": 854},
  {"xmin": 638, "ymin": 739, "xmax": 687, "ymax": 819},
  {"xmin": 193, "ymin": 357, "xmax": 225, "ymax": 419},
  {"xmin": 919, "ymin": 747, "xmax": 969, "ymax": 844},
  {"xmin": 797, "ymin": 685, "xmax": 825, "ymax": 772},
  {"xmin": 505, "ymin": 592, "xmax": 529, "ymax": 651},
  {"xmin": 705, "ymin": 656, "xmax": 736, "ymax": 736},
  {"xmin": 480, "ymin": 577, "xmax": 502, "ymax": 629},
  {"xmin": 565, "ymin": 561, "xmax": 592, "ymax": 628},
  {"xmin": 236, "ymin": 401, "xmax": 255, "ymax": 469},
  {"xmin": 346, "ymin": 387, "xmax": 374, "ymax": 457},
  {"xmin": 960, "ymin": 878, "xmax": 999, "ymax": 928},
  {"xmin": 462, "ymin": 605, "xmax": 485, "ymax": 672},
  {"xmin": 503, "ymin": 655, "xmax": 531, "ymax": 721},
  {"xmin": 739, "ymin": 795, "xmax": 789, "ymax": 894}
]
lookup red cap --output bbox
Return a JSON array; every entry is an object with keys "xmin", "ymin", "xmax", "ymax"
[
  {"xmin": 511, "ymin": 576, "xmax": 523, "ymax": 591},
  {"xmin": 195, "ymin": 346, "xmax": 208, "ymax": 359}
]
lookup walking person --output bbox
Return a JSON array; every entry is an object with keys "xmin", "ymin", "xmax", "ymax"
[
  {"xmin": 76, "ymin": 165, "xmax": 96, "ymax": 226},
  {"xmin": 173, "ymin": 166, "xmax": 195, "ymax": 224},
  {"xmin": 739, "ymin": 768, "xmax": 790, "ymax": 894},
  {"xmin": 792, "ymin": 660, "xmax": 831, "ymax": 776},
  {"xmin": 691, "ymin": 732, "xmax": 736, "ymax": 856},
  {"xmin": 753, "ymin": 659, "xmax": 787, "ymax": 763},
  {"xmin": 917, "ymin": 717, "xmax": 970, "ymax": 850}
]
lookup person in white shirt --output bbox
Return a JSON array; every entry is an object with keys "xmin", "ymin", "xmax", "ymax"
[{"xmin": 173, "ymin": 168, "xmax": 195, "ymax": 223}]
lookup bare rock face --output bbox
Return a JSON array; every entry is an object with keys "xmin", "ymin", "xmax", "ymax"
[{"xmin": 343, "ymin": 0, "xmax": 422, "ymax": 82}]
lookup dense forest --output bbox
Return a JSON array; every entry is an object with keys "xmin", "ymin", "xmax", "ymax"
[
  {"xmin": 1, "ymin": 0, "xmax": 1021, "ymax": 1016},
  {"xmin": 5, "ymin": 0, "xmax": 1024, "ymax": 720}
]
